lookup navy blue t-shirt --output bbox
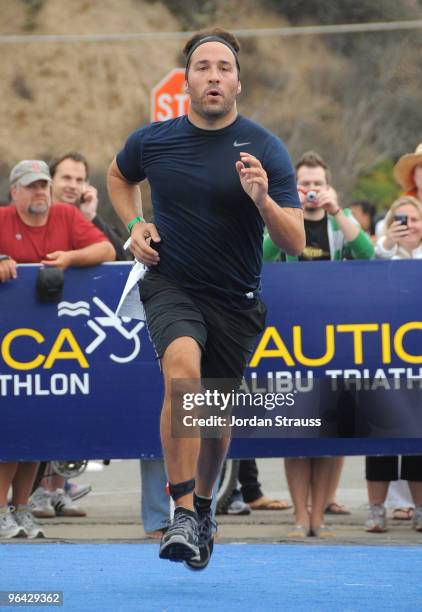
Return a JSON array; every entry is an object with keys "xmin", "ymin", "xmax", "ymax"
[{"xmin": 116, "ymin": 114, "xmax": 300, "ymax": 305}]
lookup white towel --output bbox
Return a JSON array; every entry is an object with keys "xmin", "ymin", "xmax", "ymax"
[{"xmin": 115, "ymin": 238, "xmax": 147, "ymax": 320}]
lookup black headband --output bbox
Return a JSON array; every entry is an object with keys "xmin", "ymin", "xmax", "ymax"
[{"xmin": 185, "ymin": 35, "xmax": 240, "ymax": 74}]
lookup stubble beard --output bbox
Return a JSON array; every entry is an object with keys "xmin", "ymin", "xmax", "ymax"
[
  {"xmin": 191, "ymin": 94, "xmax": 235, "ymax": 123},
  {"xmin": 28, "ymin": 202, "xmax": 49, "ymax": 215}
]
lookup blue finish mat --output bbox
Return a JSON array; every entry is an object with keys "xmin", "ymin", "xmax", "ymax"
[{"xmin": 0, "ymin": 544, "xmax": 420, "ymax": 611}]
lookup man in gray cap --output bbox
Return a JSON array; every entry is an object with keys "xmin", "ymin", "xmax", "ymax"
[
  {"xmin": 0, "ymin": 159, "xmax": 115, "ymax": 282},
  {"xmin": 0, "ymin": 160, "xmax": 115, "ymax": 539}
]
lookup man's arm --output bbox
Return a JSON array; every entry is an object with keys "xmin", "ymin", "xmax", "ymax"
[
  {"xmin": 41, "ymin": 241, "xmax": 116, "ymax": 269},
  {"xmin": 260, "ymin": 203, "xmax": 304, "ymax": 256},
  {"xmin": 236, "ymin": 152, "xmax": 305, "ymax": 256},
  {"xmin": 107, "ymin": 158, "xmax": 161, "ymax": 266}
]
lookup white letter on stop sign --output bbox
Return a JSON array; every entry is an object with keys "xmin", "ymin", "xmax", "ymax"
[
  {"xmin": 174, "ymin": 93, "xmax": 189, "ymax": 116},
  {"xmin": 156, "ymin": 93, "xmax": 173, "ymax": 121}
]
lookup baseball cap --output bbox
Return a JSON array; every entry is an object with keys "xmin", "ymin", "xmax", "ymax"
[{"xmin": 9, "ymin": 160, "xmax": 51, "ymax": 186}]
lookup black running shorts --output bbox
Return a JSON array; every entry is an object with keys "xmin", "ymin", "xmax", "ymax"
[{"xmin": 138, "ymin": 271, "xmax": 267, "ymax": 381}]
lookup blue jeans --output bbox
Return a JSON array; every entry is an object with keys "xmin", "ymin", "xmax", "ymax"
[{"xmin": 140, "ymin": 459, "xmax": 169, "ymax": 533}]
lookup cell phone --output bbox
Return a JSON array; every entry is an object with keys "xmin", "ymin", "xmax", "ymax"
[{"xmin": 394, "ymin": 214, "xmax": 408, "ymax": 226}]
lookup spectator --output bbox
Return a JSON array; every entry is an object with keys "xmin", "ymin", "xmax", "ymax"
[
  {"xmin": 393, "ymin": 143, "xmax": 422, "ymax": 202},
  {"xmin": 31, "ymin": 152, "xmax": 126, "ymax": 517},
  {"xmin": 375, "ymin": 196, "xmax": 422, "ymax": 259},
  {"xmin": 264, "ymin": 151, "xmax": 374, "ymax": 537},
  {"xmin": 0, "ymin": 160, "xmax": 115, "ymax": 538},
  {"xmin": 386, "ymin": 480, "xmax": 414, "ymax": 522},
  {"xmin": 349, "ymin": 200, "xmax": 377, "ymax": 242},
  {"xmin": 365, "ymin": 194, "xmax": 422, "ymax": 533},
  {"xmin": 49, "ymin": 152, "xmax": 169, "ymax": 538},
  {"xmin": 218, "ymin": 459, "xmax": 292, "ymax": 515},
  {"xmin": 140, "ymin": 460, "xmax": 169, "ymax": 539},
  {"xmin": 50, "ymin": 152, "xmax": 126, "ymax": 261},
  {"xmin": 365, "ymin": 456, "xmax": 422, "ymax": 533}
]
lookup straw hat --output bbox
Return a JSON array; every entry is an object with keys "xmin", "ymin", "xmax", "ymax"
[{"xmin": 393, "ymin": 143, "xmax": 422, "ymax": 191}]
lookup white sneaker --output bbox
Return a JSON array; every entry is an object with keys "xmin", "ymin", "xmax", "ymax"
[
  {"xmin": 30, "ymin": 487, "xmax": 56, "ymax": 518},
  {"xmin": 52, "ymin": 489, "xmax": 86, "ymax": 517},
  {"xmin": 365, "ymin": 504, "xmax": 387, "ymax": 533},
  {"xmin": 13, "ymin": 506, "xmax": 45, "ymax": 539},
  {"xmin": 413, "ymin": 506, "xmax": 422, "ymax": 532},
  {"xmin": 66, "ymin": 482, "xmax": 92, "ymax": 501},
  {"xmin": 0, "ymin": 507, "xmax": 26, "ymax": 539}
]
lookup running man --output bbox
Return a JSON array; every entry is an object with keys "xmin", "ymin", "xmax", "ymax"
[{"xmin": 107, "ymin": 27, "xmax": 305, "ymax": 569}]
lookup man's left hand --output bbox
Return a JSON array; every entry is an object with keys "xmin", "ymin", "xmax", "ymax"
[{"xmin": 236, "ymin": 153, "xmax": 268, "ymax": 210}]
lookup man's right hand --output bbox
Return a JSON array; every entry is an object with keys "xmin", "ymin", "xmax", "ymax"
[
  {"xmin": 0, "ymin": 257, "xmax": 17, "ymax": 282},
  {"xmin": 130, "ymin": 222, "xmax": 161, "ymax": 266}
]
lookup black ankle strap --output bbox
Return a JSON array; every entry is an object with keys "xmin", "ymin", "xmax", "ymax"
[{"xmin": 167, "ymin": 478, "xmax": 195, "ymax": 501}]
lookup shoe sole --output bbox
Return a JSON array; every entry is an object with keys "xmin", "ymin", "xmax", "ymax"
[
  {"xmin": 365, "ymin": 526, "xmax": 387, "ymax": 533},
  {"xmin": 27, "ymin": 531, "xmax": 45, "ymax": 539},
  {"xmin": 54, "ymin": 510, "xmax": 86, "ymax": 517},
  {"xmin": 159, "ymin": 535, "xmax": 199, "ymax": 562},
  {"xmin": 32, "ymin": 511, "xmax": 56, "ymax": 518},
  {"xmin": 184, "ymin": 539, "xmax": 213, "ymax": 571},
  {"xmin": 1, "ymin": 527, "xmax": 26, "ymax": 539},
  {"xmin": 69, "ymin": 488, "xmax": 92, "ymax": 501}
]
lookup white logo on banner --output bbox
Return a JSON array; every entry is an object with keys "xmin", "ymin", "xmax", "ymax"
[{"xmin": 57, "ymin": 298, "xmax": 145, "ymax": 364}]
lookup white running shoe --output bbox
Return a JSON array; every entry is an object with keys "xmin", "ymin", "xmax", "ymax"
[
  {"xmin": 365, "ymin": 504, "xmax": 387, "ymax": 533},
  {"xmin": 30, "ymin": 487, "xmax": 56, "ymax": 518},
  {"xmin": 14, "ymin": 506, "xmax": 45, "ymax": 539},
  {"xmin": 413, "ymin": 506, "xmax": 422, "ymax": 532},
  {"xmin": 0, "ymin": 507, "xmax": 26, "ymax": 539},
  {"xmin": 66, "ymin": 482, "xmax": 92, "ymax": 501},
  {"xmin": 52, "ymin": 489, "xmax": 86, "ymax": 517}
]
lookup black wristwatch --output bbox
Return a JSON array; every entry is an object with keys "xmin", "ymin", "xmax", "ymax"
[{"xmin": 0, "ymin": 255, "xmax": 10, "ymax": 262}]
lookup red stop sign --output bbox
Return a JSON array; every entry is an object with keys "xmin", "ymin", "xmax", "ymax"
[{"xmin": 151, "ymin": 68, "xmax": 190, "ymax": 122}]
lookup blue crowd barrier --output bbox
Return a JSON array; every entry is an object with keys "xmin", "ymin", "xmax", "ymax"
[{"xmin": 1, "ymin": 261, "xmax": 422, "ymax": 461}]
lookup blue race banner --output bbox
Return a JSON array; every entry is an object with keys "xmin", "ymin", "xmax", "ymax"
[{"xmin": 1, "ymin": 261, "xmax": 422, "ymax": 460}]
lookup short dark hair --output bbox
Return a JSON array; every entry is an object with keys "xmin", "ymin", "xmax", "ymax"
[
  {"xmin": 349, "ymin": 200, "xmax": 376, "ymax": 218},
  {"xmin": 49, "ymin": 152, "xmax": 89, "ymax": 180},
  {"xmin": 183, "ymin": 27, "xmax": 240, "ymax": 76},
  {"xmin": 350, "ymin": 200, "xmax": 376, "ymax": 234},
  {"xmin": 183, "ymin": 27, "xmax": 240, "ymax": 57},
  {"xmin": 296, "ymin": 151, "xmax": 331, "ymax": 183}
]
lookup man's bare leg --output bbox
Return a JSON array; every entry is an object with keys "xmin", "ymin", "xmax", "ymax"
[
  {"xmin": 160, "ymin": 336, "xmax": 202, "ymax": 509},
  {"xmin": 196, "ymin": 437, "xmax": 231, "ymax": 498}
]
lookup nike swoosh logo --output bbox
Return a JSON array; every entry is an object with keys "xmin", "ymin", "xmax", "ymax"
[{"xmin": 233, "ymin": 140, "xmax": 251, "ymax": 147}]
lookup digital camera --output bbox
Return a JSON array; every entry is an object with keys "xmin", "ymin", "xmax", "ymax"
[{"xmin": 306, "ymin": 190, "xmax": 318, "ymax": 203}]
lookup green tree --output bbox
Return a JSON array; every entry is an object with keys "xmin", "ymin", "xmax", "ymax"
[{"xmin": 351, "ymin": 160, "xmax": 400, "ymax": 211}]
